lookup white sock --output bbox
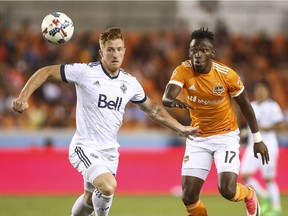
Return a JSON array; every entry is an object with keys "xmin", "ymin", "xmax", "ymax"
[
  {"xmin": 267, "ymin": 181, "xmax": 281, "ymax": 210},
  {"xmin": 246, "ymin": 178, "xmax": 268, "ymax": 198},
  {"xmin": 71, "ymin": 194, "xmax": 94, "ymax": 216},
  {"xmin": 92, "ymin": 190, "xmax": 114, "ymax": 216}
]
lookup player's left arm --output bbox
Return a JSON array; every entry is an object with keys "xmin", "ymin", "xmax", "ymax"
[
  {"xmin": 137, "ymin": 97, "xmax": 202, "ymax": 139},
  {"xmin": 234, "ymin": 91, "xmax": 270, "ymax": 165}
]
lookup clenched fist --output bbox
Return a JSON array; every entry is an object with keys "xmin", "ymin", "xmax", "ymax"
[{"xmin": 12, "ymin": 98, "xmax": 29, "ymax": 114}]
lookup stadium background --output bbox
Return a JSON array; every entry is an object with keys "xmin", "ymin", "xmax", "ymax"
[{"xmin": 0, "ymin": 0, "xmax": 288, "ymax": 215}]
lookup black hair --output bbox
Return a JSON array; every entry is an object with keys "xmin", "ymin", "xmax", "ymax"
[
  {"xmin": 191, "ymin": 27, "xmax": 214, "ymax": 43},
  {"xmin": 255, "ymin": 79, "xmax": 272, "ymax": 91}
]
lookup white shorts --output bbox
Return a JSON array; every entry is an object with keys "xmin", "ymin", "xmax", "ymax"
[
  {"xmin": 240, "ymin": 146, "xmax": 278, "ymax": 179},
  {"xmin": 69, "ymin": 145, "xmax": 119, "ymax": 192},
  {"xmin": 182, "ymin": 129, "xmax": 241, "ymax": 180}
]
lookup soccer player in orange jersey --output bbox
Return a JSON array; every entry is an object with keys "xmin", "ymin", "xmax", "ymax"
[{"xmin": 162, "ymin": 27, "xmax": 270, "ymax": 216}]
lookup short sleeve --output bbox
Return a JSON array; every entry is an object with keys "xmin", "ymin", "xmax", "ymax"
[
  {"xmin": 61, "ymin": 63, "xmax": 88, "ymax": 84},
  {"xmin": 130, "ymin": 77, "xmax": 147, "ymax": 104},
  {"xmin": 168, "ymin": 65, "xmax": 186, "ymax": 88},
  {"xmin": 227, "ymin": 69, "xmax": 245, "ymax": 97}
]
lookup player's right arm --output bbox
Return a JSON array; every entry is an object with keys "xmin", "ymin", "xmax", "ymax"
[
  {"xmin": 162, "ymin": 83, "xmax": 194, "ymax": 109},
  {"xmin": 138, "ymin": 96, "xmax": 202, "ymax": 139},
  {"xmin": 12, "ymin": 65, "xmax": 62, "ymax": 113}
]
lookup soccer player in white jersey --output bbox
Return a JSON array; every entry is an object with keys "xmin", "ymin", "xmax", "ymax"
[
  {"xmin": 240, "ymin": 80, "xmax": 285, "ymax": 216},
  {"xmin": 11, "ymin": 27, "xmax": 202, "ymax": 216}
]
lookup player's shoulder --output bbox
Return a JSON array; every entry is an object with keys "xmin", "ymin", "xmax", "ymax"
[
  {"xmin": 263, "ymin": 98, "xmax": 281, "ymax": 107},
  {"xmin": 119, "ymin": 68, "xmax": 135, "ymax": 78},
  {"xmin": 212, "ymin": 60, "xmax": 234, "ymax": 75},
  {"xmin": 65, "ymin": 61, "xmax": 100, "ymax": 70},
  {"xmin": 118, "ymin": 68, "xmax": 142, "ymax": 87},
  {"xmin": 120, "ymin": 69, "xmax": 143, "ymax": 85},
  {"xmin": 87, "ymin": 61, "xmax": 101, "ymax": 68},
  {"xmin": 172, "ymin": 60, "xmax": 192, "ymax": 76},
  {"xmin": 180, "ymin": 60, "xmax": 193, "ymax": 69}
]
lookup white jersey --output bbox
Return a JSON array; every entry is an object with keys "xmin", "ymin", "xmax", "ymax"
[
  {"xmin": 247, "ymin": 98, "xmax": 284, "ymax": 152},
  {"xmin": 241, "ymin": 98, "xmax": 284, "ymax": 178},
  {"xmin": 61, "ymin": 61, "xmax": 146, "ymax": 150}
]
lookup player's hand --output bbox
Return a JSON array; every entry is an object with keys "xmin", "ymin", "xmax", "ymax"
[
  {"xmin": 179, "ymin": 125, "xmax": 203, "ymax": 140},
  {"xmin": 253, "ymin": 141, "xmax": 270, "ymax": 165},
  {"xmin": 171, "ymin": 99, "xmax": 195, "ymax": 110},
  {"xmin": 11, "ymin": 98, "xmax": 29, "ymax": 114}
]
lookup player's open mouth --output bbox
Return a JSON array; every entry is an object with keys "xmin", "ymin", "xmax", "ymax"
[{"xmin": 194, "ymin": 60, "xmax": 202, "ymax": 66}]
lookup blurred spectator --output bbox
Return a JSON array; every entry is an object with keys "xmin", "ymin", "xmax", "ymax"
[{"xmin": 1, "ymin": 19, "xmax": 288, "ymax": 131}]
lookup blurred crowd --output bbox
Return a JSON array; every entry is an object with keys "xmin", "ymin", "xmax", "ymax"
[{"xmin": 0, "ymin": 19, "xmax": 288, "ymax": 131}]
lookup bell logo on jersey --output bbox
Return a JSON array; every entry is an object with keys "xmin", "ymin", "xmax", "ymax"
[{"xmin": 98, "ymin": 94, "xmax": 122, "ymax": 111}]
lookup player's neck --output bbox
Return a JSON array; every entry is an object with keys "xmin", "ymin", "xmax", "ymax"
[
  {"xmin": 193, "ymin": 60, "xmax": 213, "ymax": 74},
  {"xmin": 107, "ymin": 70, "xmax": 119, "ymax": 77},
  {"xmin": 101, "ymin": 60, "xmax": 120, "ymax": 77}
]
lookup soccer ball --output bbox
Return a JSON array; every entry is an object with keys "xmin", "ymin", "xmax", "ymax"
[{"xmin": 41, "ymin": 12, "xmax": 74, "ymax": 45}]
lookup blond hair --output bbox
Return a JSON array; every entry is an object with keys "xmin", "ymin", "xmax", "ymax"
[{"xmin": 99, "ymin": 27, "xmax": 124, "ymax": 49}]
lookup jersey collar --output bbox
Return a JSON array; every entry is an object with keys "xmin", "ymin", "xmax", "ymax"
[{"xmin": 100, "ymin": 61, "xmax": 120, "ymax": 79}]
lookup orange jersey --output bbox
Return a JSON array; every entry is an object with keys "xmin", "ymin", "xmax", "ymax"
[{"xmin": 169, "ymin": 60, "xmax": 244, "ymax": 137}]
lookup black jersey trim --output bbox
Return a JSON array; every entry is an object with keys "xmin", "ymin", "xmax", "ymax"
[
  {"xmin": 88, "ymin": 61, "xmax": 101, "ymax": 67},
  {"xmin": 131, "ymin": 95, "xmax": 147, "ymax": 104},
  {"xmin": 60, "ymin": 64, "xmax": 68, "ymax": 83},
  {"xmin": 100, "ymin": 61, "xmax": 120, "ymax": 80}
]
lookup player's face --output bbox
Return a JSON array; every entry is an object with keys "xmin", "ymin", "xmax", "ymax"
[
  {"xmin": 254, "ymin": 83, "xmax": 269, "ymax": 102},
  {"xmin": 189, "ymin": 38, "xmax": 215, "ymax": 73},
  {"xmin": 99, "ymin": 39, "xmax": 126, "ymax": 75}
]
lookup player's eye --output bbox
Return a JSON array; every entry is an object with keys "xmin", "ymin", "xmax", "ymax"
[
  {"xmin": 189, "ymin": 49, "xmax": 197, "ymax": 54},
  {"xmin": 107, "ymin": 48, "xmax": 115, "ymax": 53},
  {"xmin": 117, "ymin": 47, "xmax": 124, "ymax": 52}
]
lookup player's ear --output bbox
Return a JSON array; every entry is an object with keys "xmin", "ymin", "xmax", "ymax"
[
  {"xmin": 212, "ymin": 49, "xmax": 216, "ymax": 58},
  {"xmin": 98, "ymin": 49, "xmax": 103, "ymax": 58}
]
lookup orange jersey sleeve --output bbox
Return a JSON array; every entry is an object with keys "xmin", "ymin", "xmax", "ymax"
[{"xmin": 169, "ymin": 60, "xmax": 244, "ymax": 137}]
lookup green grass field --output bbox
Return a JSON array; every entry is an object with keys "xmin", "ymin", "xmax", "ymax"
[{"xmin": 1, "ymin": 194, "xmax": 287, "ymax": 216}]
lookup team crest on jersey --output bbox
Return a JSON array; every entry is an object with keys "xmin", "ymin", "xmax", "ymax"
[
  {"xmin": 183, "ymin": 155, "xmax": 189, "ymax": 163},
  {"xmin": 213, "ymin": 83, "xmax": 225, "ymax": 95},
  {"xmin": 120, "ymin": 83, "xmax": 127, "ymax": 94}
]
